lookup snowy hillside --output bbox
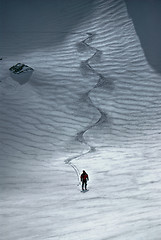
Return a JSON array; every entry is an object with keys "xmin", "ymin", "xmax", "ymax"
[{"xmin": 1, "ymin": 0, "xmax": 161, "ymax": 239}]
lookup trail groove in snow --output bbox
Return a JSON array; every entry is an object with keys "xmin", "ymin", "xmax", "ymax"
[{"xmin": 65, "ymin": 33, "xmax": 113, "ymax": 183}]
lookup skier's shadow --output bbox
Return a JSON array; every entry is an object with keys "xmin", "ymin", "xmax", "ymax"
[{"xmin": 81, "ymin": 190, "xmax": 89, "ymax": 193}]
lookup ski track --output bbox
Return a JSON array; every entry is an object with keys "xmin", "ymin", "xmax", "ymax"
[{"xmin": 65, "ymin": 32, "xmax": 112, "ymax": 183}]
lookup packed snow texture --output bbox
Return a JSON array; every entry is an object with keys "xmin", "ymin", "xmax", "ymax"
[{"xmin": 1, "ymin": 0, "xmax": 161, "ymax": 239}]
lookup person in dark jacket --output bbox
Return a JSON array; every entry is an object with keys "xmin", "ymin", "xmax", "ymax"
[{"xmin": 80, "ymin": 170, "xmax": 89, "ymax": 191}]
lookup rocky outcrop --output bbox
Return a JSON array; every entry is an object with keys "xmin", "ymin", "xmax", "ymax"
[{"xmin": 9, "ymin": 63, "xmax": 34, "ymax": 85}]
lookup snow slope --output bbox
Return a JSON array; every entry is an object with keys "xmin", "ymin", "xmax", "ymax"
[{"xmin": 1, "ymin": 0, "xmax": 161, "ymax": 239}]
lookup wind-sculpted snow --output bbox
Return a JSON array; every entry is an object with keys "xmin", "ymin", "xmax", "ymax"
[{"xmin": 1, "ymin": 0, "xmax": 161, "ymax": 240}]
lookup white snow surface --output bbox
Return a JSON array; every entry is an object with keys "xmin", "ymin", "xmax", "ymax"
[{"xmin": 1, "ymin": 0, "xmax": 161, "ymax": 239}]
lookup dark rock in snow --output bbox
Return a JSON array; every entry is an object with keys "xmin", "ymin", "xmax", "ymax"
[
  {"xmin": 9, "ymin": 63, "xmax": 33, "ymax": 74},
  {"xmin": 9, "ymin": 63, "xmax": 34, "ymax": 85}
]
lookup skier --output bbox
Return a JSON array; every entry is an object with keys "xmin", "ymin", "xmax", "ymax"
[{"xmin": 80, "ymin": 170, "xmax": 89, "ymax": 191}]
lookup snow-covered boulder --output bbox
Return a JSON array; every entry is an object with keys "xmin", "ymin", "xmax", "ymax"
[{"xmin": 9, "ymin": 63, "xmax": 34, "ymax": 85}]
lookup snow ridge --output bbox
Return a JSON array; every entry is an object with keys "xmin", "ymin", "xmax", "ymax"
[{"xmin": 65, "ymin": 33, "xmax": 113, "ymax": 184}]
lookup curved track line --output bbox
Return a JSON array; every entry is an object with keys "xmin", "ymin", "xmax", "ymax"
[{"xmin": 65, "ymin": 33, "xmax": 113, "ymax": 185}]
